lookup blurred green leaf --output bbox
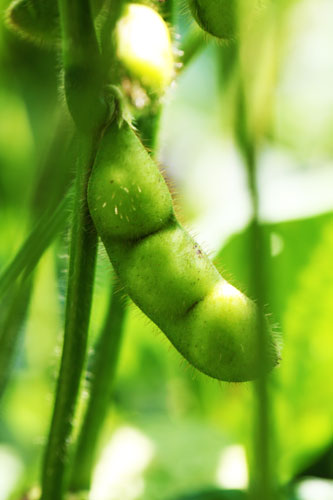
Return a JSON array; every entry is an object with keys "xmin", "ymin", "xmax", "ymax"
[{"xmin": 216, "ymin": 213, "xmax": 333, "ymax": 480}]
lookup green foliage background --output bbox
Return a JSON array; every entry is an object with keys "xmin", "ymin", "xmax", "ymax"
[{"xmin": 0, "ymin": 0, "xmax": 332, "ymax": 499}]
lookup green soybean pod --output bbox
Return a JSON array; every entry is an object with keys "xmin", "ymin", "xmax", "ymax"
[
  {"xmin": 88, "ymin": 117, "xmax": 279, "ymax": 382},
  {"xmin": 6, "ymin": 0, "xmax": 105, "ymax": 46},
  {"xmin": 188, "ymin": 0, "xmax": 237, "ymax": 40}
]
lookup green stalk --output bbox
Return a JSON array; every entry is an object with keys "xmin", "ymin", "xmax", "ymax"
[
  {"xmin": 40, "ymin": 134, "xmax": 99, "ymax": 500},
  {"xmin": 138, "ymin": 26, "xmax": 205, "ymax": 150},
  {"xmin": 244, "ymin": 144, "xmax": 274, "ymax": 500},
  {"xmin": 41, "ymin": 1, "xmax": 105, "ymax": 498},
  {"xmin": 233, "ymin": 3, "xmax": 288, "ymax": 495},
  {"xmin": 180, "ymin": 27, "xmax": 205, "ymax": 69},
  {"xmin": 136, "ymin": 0, "xmax": 178, "ymax": 152},
  {"xmin": 70, "ymin": 286, "xmax": 127, "ymax": 492},
  {"xmin": 234, "ymin": 54, "xmax": 277, "ymax": 500},
  {"xmin": 100, "ymin": 0, "xmax": 127, "ymax": 82},
  {"xmin": 58, "ymin": 0, "xmax": 107, "ymax": 132}
]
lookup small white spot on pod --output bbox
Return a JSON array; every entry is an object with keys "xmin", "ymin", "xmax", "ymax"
[
  {"xmin": 102, "ymin": 202, "xmax": 107, "ymax": 208},
  {"xmin": 115, "ymin": 206, "xmax": 118, "ymax": 215},
  {"xmin": 137, "ymin": 186, "xmax": 142, "ymax": 193}
]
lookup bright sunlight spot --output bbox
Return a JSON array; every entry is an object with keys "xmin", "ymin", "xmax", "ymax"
[
  {"xmin": 212, "ymin": 281, "xmax": 245, "ymax": 302},
  {"xmin": 117, "ymin": 4, "xmax": 174, "ymax": 91},
  {"xmin": 296, "ymin": 478, "xmax": 333, "ymax": 500},
  {"xmin": 0, "ymin": 446, "xmax": 23, "ymax": 500},
  {"xmin": 90, "ymin": 426, "xmax": 155, "ymax": 500},
  {"xmin": 215, "ymin": 445, "xmax": 248, "ymax": 490}
]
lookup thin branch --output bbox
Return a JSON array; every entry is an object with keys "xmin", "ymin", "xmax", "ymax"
[
  {"xmin": 40, "ymin": 1, "xmax": 105, "ymax": 497},
  {"xmin": 70, "ymin": 285, "xmax": 127, "ymax": 492},
  {"xmin": 40, "ymin": 133, "xmax": 99, "ymax": 500}
]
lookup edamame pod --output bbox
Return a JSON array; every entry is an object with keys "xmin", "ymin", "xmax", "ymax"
[{"xmin": 88, "ymin": 117, "xmax": 279, "ymax": 382}]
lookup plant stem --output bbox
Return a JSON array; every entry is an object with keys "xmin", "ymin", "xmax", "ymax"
[
  {"xmin": 234, "ymin": 56, "xmax": 276, "ymax": 500},
  {"xmin": 41, "ymin": 0, "xmax": 106, "ymax": 493},
  {"xmin": 58, "ymin": 0, "xmax": 107, "ymax": 132},
  {"xmin": 180, "ymin": 27, "xmax": 205, "ymax": 70},
  {"xmin": 100, "ymin": 0, "xmax": 127, "ymax": 83},
  {"xmin": 70, "ymin": 285, "xmax": 127, "ymax": 492},
  {"xmin": 40, "ymin": 133, "xmax": 99, "ymax": 500},
  {"xmin": 244, "ymin": 145, "xmax": 274, "ymax": 500},
  {"xmin": 136, "ymin": 0, "xmax": 178, "ymax": 152},
  {"xmin": 136, "ymin": 26, "xmax": 205, "ymax": 148}
]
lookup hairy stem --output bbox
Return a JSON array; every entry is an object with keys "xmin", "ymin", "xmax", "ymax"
[
  {"xmin": 40, "ymin": 0, "xmax": 106, "ymax": 495},
  {"xmin": 100, "ymin": 0, "xmax": 127, "ymax": 83},
  {"xmin": 70, "ymin": 285, "xmax": 127, "ymax": 491},
  {"xmin": 58, "ymin": 0, "xmax": 107, "ymax": 132},
  {"xmin": 40, "ymin": 133, "xmax": 99, "ymax": 500}
]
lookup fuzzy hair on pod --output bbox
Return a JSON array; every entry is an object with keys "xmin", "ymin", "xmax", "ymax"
[{"xmin": 88, "ymin": 117, "xmax": 279, "ymax": 382}]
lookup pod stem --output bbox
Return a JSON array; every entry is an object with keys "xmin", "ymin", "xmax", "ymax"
[
  {"xmin": 69, "ymin": 285, "xmax": 127, "ymax": 492},
  {"xmin": 40, "ymin": 132, "xmax": 100, "ymax": 500},
  {"xmin": 136, "ymin": 0, "xmax": 177, "ymax": 152}
]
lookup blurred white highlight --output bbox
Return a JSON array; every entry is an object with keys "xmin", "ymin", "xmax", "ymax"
[
  {"xmin": 270, "ymin": 232, "xmax": 284, "ymax": 257},
  {"xmin": 215, "ymin": 445, "xmax": 248, "ymax": 490},
  {"xmin": 296, "ymin": 478, "xmax": 333, "ymax": 500},
  {"xmin": 116, "ymin": 4, "xmax": 174, "ymax": 88},
  {"xmin": 212, "ymin": 281, "xmax": 244, "ymax": 302},
  {"xmin": 0, "ymin": 446, "xmax": 23, "ymax": 500},
  {"xmin": 90, "ymin": 426, "xmax": 155, "ymax": 500}
]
